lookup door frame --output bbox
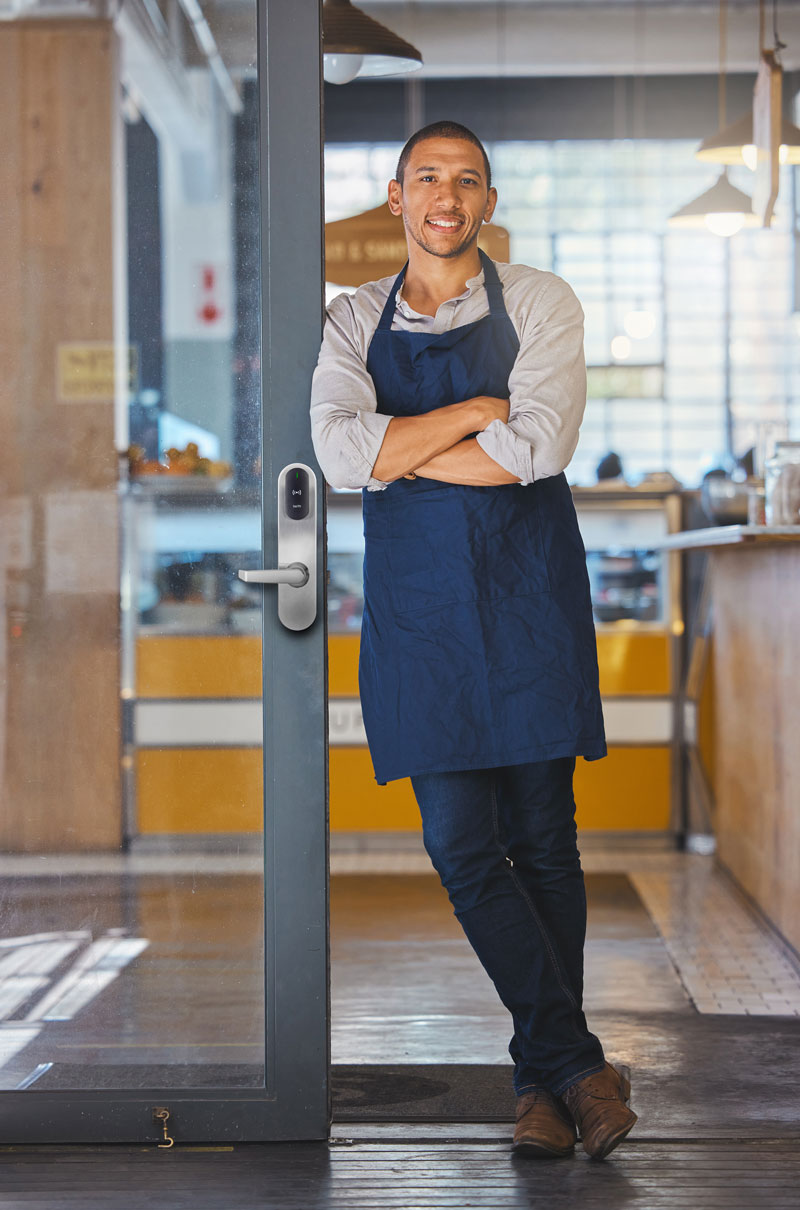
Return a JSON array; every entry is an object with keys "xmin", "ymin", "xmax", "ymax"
[{"xmin": 0, "ymin": 0, "xmax": 329, "ymax": 1143}]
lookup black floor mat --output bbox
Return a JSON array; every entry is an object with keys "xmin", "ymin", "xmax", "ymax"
[
  {"xmin": 332, "ymin": 1062, "xmax": 514, "ymax": 1121},
  {"xmin": 332, "ymin": 1011, "xmax": 800, "ymax": 1132}
]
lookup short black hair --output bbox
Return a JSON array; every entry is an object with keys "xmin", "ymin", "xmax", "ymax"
[{"xmin": 395, "ymin": 120, "xmax": 492, "ymax": 191}]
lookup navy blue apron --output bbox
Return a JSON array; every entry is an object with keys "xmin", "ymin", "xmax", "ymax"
[{"xmin": 359, "ymin": 249, "xmax": 606, "ymax": 785}]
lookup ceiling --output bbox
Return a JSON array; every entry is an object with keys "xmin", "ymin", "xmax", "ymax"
[{"xmin": 199, "ymin": 0, "xmax": 800, "ymax": 79}]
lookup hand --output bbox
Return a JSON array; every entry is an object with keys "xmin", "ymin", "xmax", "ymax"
[{"xmin": 469, "ymin": 395, "xmax": 510, "ymax": 429}]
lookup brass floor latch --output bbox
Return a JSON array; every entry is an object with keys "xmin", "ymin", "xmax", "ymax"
[{"xmin": 152, "ymin": 1106, "xmax": 174, "ymax": 1148}]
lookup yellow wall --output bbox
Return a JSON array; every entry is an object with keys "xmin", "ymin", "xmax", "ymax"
[
  {"xmin": 137, "ymin": 748, "xmax": 263, "ymax": 834},
  {"xmin": 137, "ymin": 635, "xmax": 262, "ymax": 698},
  {"xmin": 135, "ymin": 630, "xmax": 675, "ymax": 835},
  {"xmin": 329, "ymin": 745, "xmax": 671, "ymax": 832},
  {"xmin": 596, "ymin": 631, "xmax": 671, "ymax": 696}
]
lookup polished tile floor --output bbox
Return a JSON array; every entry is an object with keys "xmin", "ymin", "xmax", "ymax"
[
  {"xmin": 330, "ymin": 868, "xmax": 690, "ymax": 1067},
  {"xmin": 331, "ymin": 843, "xmax": 800, "ymax": 1023},
  {"xmin": 629, "ymin": 864, "xmax": 800, "ymax": 1015}
]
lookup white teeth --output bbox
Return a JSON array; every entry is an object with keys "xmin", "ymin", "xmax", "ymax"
[{"xmin": 429, "ymin": 220, "xmax": 461, "ymax": 228}]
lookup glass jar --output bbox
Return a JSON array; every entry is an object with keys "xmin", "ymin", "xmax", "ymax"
[
  {"xmin": 746, "ymin": 477, "xmax": 766, "ymax": 526},
  {"xmin": 764, "ymin": 441, "xmax": 800, "ymax": 526}
]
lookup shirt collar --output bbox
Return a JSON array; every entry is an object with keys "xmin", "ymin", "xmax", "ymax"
[{"xmin": 395, "ymin": 265, "xmax": 486, "ymax": 318}]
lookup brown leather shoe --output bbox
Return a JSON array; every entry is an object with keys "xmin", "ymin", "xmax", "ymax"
[
  {"xmin": 560, "ymin": 1061, "xmax": 637, "ymax": 1160},
  {"xmin": 512, "ymin": 1088, "xmax": 577, "ymax": 1157}
]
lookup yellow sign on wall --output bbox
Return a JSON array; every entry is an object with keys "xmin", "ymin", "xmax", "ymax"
[{"xmin": 56, "ymin": 343, "xmax": 138, "ymax": 402}]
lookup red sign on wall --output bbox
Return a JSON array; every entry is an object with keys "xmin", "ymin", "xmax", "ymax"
[{"xmin": 197, "ymin": 263, "xmax": 224, "ymax": 327}]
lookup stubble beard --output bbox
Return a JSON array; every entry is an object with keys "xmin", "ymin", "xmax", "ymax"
[{"xmin": 403, "ymin": 212, "xmax": 482, "ymax": 260}]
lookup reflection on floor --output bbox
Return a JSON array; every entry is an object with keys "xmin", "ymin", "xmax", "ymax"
[
  {"xmin": 0, "ymin": 874, "xmax": 266, "ymax": 1089},
  {"xmin": 331, "ymin": 846, "xmax": 800, "ymax": 1024},
  {"xmin": 331, "ymin": 870, "xmax": 687, "ymax": 1068},
  {"xmin": 0, "ymin": 847, "xmax": 798, "ymax": 1095},
  {"xmin": 1, "ymin": 845, "xmax": 800, "ymax": 1207}
]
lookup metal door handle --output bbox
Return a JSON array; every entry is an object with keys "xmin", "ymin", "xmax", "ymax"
[
  {"xmin": 237, "ymin": 463, "xmax": 317, "ymax": 630},
  {"xmin": 239, "ymin": 563, "xmax": 309, "ymax": 587}
]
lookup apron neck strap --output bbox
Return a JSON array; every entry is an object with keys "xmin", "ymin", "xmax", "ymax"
[
  {"xmin": 375, "ymin": 247, "xmax": 506, "ymax": 332},
  {"xmin": 479, "ymin": 249, "xmax": 506, "ymax": 316}
]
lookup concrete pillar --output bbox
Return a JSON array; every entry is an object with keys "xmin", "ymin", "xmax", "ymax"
[{"xmin": 0, "ymin": 19, "xmax": 124, "ymax": 850}]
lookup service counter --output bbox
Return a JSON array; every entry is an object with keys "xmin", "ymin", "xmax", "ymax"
[
  {"xmin": 123, "ymin": 481, "xmax": 694, "ymax": 845},
  {"xmin": 658, "ymin": 525, "xmax": 800, "ymax": 953}
]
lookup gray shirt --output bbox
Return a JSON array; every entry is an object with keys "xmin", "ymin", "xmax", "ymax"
[{"xmin": 309, "ymin": 259, "xmax": 587, "ymax": 491}]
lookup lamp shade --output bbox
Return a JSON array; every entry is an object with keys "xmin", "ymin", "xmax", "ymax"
[
  {"xmin": 668, "ymin": 169, "xmax": 760, "ymax": 235},
  {"xmin": 322, "ymin": 0, "xmax": 423, "ymax": 81},
  {"xmin": 696, "ymin": 110, "xmax": 800, "ymax": 167}
]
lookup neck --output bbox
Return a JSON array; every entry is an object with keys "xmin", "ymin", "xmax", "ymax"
[{"xmin": 402, "ymin": 243, "xmax": 483, "ymax": 307}]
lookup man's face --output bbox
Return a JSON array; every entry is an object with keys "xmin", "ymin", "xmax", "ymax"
[{"xmin": 387, "ymin": 137, "xmax": 498, "ymax": 261}]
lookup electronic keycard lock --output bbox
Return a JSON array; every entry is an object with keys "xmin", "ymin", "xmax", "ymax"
[{"xmin": 238, "ymin": 463, "xmax": 317, "ymax": 631}]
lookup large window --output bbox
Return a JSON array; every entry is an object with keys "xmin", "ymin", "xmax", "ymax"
[{"xmin": 325, "ymin": 140, "xmax": 799, "ymax": 488}]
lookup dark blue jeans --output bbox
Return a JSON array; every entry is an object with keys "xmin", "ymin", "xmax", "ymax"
[{"xmin": 409, "ymin": 756, "xmax": 606, "ymax": 1098}]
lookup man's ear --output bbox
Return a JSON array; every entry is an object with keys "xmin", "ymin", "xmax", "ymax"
[
  {"xmin": 387, "ymin": 179, "xmax": 403, "ymax": 216},
  {"xmin": 484, "ymin": 186, "xmax": 498, "ymax": 223}
]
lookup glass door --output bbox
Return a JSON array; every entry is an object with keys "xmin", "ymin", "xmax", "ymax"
[{"xmin": 0, "ymin": 0, "xmax": 328, "ymax": 1142}]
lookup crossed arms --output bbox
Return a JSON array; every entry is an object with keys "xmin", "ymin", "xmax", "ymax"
[
  {"xmin": 404, "ymin": 435, "xmax": 521, "ymax": 486},
  {"xmin": 370, "ymin": 397, "xmax": 520, "ymax": 487},
  {"xmin": 309, "ymin": 271, "xmax": 588, "ymax": 492}
]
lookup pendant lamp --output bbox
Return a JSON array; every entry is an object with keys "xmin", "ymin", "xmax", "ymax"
[
  {"xmin": 623, "ymin": 309, "xmax": 656, "ymax": 340},
  {"xmin": 696, "ymin": 0, "xmax": 800, "ymax": 168},
  {"xmin": 669, "ymin": 169, "xmax": 759, "ymax": 236},
  {"xmin": 669, "ymin": 0, "xmax": 757, "ymax": 235},
  {"xmin": 696, "ymin": 111, "xmax": 800, "ymax": 168},
  {"xmin": 322, "ymin": 0, "xmax": 423, "ymax": 85}
]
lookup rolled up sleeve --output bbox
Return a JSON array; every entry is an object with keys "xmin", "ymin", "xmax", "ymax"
[
  {"xmin": 310, "ymin": 294, "xmax": 392, "ymax": 491},
  {"xmin": 474, "ymin": 276, "xmax": 587, "ymax": 485}
]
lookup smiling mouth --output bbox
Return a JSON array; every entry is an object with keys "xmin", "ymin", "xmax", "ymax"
[{"xmin": 426, "ymin": 217, "xmax": 465, "ymax": 232}]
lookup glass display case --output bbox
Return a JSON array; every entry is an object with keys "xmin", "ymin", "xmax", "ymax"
[
  {"xmin": 126, "ymin": 483, "xmax": 680, "ymax": 637},
  {"xmin": 123, "ymin": 480, "xmax": 263, "ymax": 637},
  {"xmin": 572, "ymin": 488, "xmax": 681, "ymax": 630},
  {"xmin": 326, "ymin": 485, "xmax": 681, "ymax": 634},
  {"xmin": 120, "ymin": 480, "xmax": 266, "ymax": 846}
]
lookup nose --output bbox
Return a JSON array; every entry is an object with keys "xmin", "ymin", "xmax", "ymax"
[{"xmin": 433, "ymin": 177, "xmax": 463, "ymax": 208}]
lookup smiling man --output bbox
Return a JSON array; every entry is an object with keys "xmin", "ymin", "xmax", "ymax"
[{"xmin": 310, "ymin": 121, "xmax": 637, "ymax": 1160}]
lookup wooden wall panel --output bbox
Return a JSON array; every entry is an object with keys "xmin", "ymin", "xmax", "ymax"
[
  {"xmin": 711, "ymin": 547, "xmax": 800, "ymax": 952},
  {"xmin": 0, "ymin": 21, "xmax": 122, "ymax": 850}
]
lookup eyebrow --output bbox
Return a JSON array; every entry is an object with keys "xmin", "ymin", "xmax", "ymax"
[{"xmin": 413, "ymin": 165, "xmax": 482, "ymax": 177}]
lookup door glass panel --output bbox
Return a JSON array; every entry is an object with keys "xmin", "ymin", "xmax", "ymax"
[{"xmin": 0, "ymin": 2, "xmax": 265, "ymax": 1090}]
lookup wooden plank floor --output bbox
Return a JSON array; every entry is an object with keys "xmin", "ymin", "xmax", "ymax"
[{"xmin": 2, "ymin": 1139, "xmax": 799, "ymax": 1208}]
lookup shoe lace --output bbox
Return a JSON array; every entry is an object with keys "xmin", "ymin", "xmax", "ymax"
[{"xmin": 565, "ymin": 1076, "xmax": 621, "ymax": 1107}]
